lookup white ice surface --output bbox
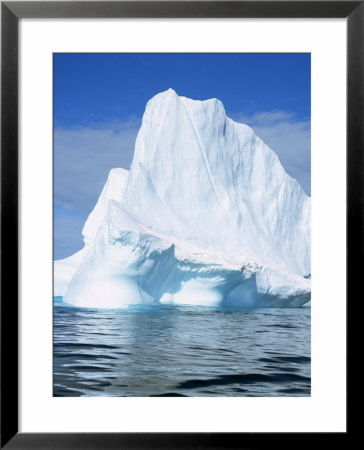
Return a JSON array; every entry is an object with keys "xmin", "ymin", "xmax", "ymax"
[
  {"xmin": 53, "ymin": 168, "xmax": 128, "ymax": 296},
  {"xmin": 53, "ymin": 247, "xmax": 88, "ymax": 296},
  {"xmin": 56, "ymin": 89, "xmax": 311, "ymax": 308}
]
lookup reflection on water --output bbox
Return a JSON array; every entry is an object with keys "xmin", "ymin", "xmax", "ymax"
[{"xmin": 53, "ymin": 300, "xmax": 310, "ymax": 397}]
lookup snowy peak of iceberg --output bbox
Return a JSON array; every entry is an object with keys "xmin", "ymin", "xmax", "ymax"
[
  {"xmin": 123, "ymin": 89, "xmax": 310, "ymax": 276},
  {"xmin": 146, "ymin": 87, "xmax": 226, "ymax": 114},
  {"xmin": 55, "ymin": 90, "xmax": 311, "ymax": 308}
]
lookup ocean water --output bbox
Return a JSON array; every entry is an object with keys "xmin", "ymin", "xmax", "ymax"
[{"xmin": 53, "ymin": 299, "xmax": 310, "ymax": 397}]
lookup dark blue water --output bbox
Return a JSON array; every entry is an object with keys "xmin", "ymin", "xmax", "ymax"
[{"xmin": 53, "ymin": 299, "xmax": 310, "ymax": 397}]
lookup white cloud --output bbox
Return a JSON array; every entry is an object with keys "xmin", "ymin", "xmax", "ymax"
[
  {"xmin": 54, "ymin": 212, "xmax": 86, "ymax": 260},
  {"xmin": 246, "ymin": 110, "xmax": 295, "ymax": 124},
  {"xmin": 230, "ymin": 111, "xmax": 311, "ymax": 195},
  {"xmin": 54, "ymin": 116, "xmax": 141, "ymax": 213}
]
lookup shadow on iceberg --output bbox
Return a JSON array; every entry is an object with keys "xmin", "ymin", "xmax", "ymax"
[{"xmin": 62, "ymin": 226, "xmax": 310, "ymax": 309}]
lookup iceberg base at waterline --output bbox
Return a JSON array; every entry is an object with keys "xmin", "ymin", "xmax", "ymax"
[
  {"xmin": 54, "ymin": 89, "xmax": 311, "ymax": 309},
  {"xmin": 60, "ymin": 228, "xmax": 310, "ymax": 309}
]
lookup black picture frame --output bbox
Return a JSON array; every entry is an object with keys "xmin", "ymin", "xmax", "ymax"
[{"xmin": 1, "ymin": 1, "xmax": 358, "ymax": 448}]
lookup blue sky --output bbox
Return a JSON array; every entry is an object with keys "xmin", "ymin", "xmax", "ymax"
[{"xmin": 54, "ymin": 53, "xmax": 311, "ymax": 259}]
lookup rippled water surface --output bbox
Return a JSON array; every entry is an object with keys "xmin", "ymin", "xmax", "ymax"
[{"xmin": 53, "ymin": 299, "xmax": 310, "ymax": 397}]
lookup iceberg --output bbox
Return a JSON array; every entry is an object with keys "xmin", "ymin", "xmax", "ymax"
[{"xmin": 55, "ymin": 88, "xmax": 311, "ymax": 308}]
